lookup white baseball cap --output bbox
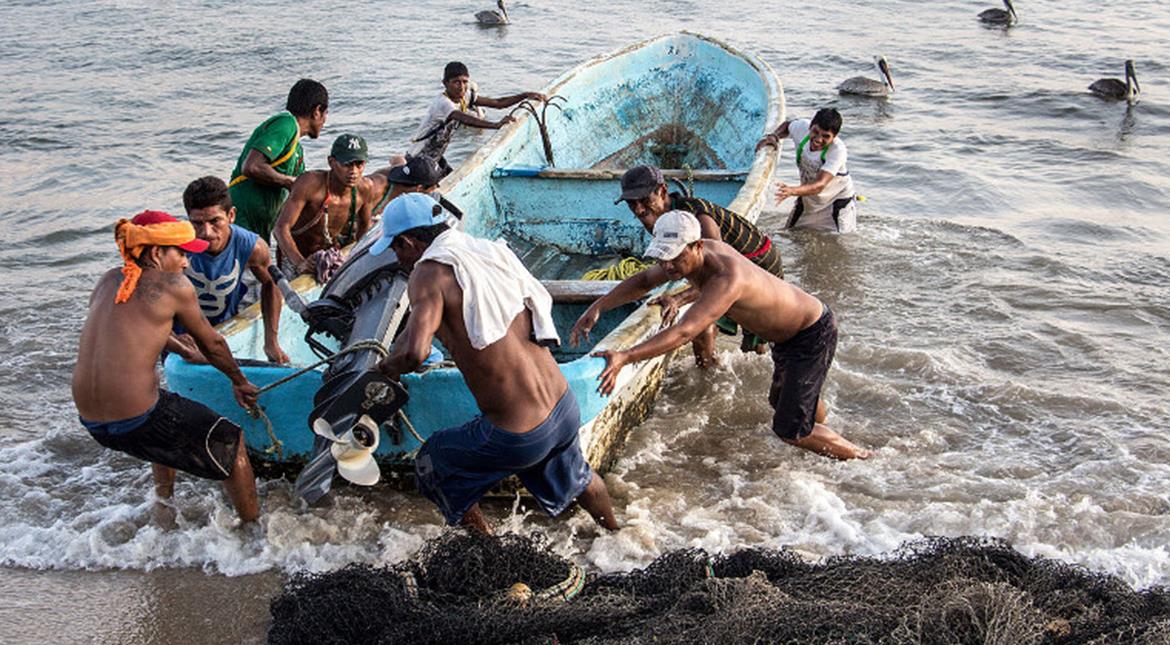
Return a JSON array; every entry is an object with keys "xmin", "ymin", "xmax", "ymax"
[{"xmin": 644, "ymin": 210, "xmax": 702, "ymax": 260}]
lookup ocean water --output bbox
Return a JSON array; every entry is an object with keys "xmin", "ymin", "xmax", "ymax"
[{"xmin": 1, "ymin": 0, "xmax": 1168, "ymax": 642}]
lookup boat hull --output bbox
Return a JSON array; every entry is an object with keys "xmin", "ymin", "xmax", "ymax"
[{"xmin": 164, "ymin": 31, "xmax": 784, "ymax": 484}]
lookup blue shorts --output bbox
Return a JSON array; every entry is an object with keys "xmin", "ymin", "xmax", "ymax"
[{"xmin": 414, "ymin": 389, "xmax": 593, "ymax": 525}]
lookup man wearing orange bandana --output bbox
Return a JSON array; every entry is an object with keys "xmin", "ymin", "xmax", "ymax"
[{"xmin": 72, "ymin": 211, "xmax": 263, "ymax": 524}]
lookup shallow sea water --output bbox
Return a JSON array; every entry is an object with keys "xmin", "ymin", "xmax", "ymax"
[{"xmin": 1, "ymin": 0, "xmax": 1168, "ymax": 642}]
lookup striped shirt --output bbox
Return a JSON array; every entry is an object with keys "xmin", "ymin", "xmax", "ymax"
[{"xmin": 670, "ymin": 193, "xmax": 784, "ymax": 278}]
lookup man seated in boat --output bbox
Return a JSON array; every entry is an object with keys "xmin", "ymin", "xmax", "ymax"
[
  {"xmin": 273, "ymin": 134, "xmax": 377, "ymax": 283},
  {"xmin": 571, "ymin": 211, "xmax": 869, "ymax": 461},
  {"xmin": 615, "ymin": 164, "xmax": 785, "ymax": 362},
  {"xmin": 408, "ymin": 61, "xmax": 545, "ymax": 177},
  {"xmin": 166, "ymin": 176, "xmax": 289, "ymax": 364},
  {"xmin": 372, "ymin": 194, "xmax": 618, "ymax": 534},
  {"xmin": 366, "ymin": 154, "xmax": 443, "ymax": 221},
  {"xmin": 755, "ymin": 107, "xmax": 858, "ymax": 234},
  {"xmin": 72, "ymin": 211, "xmax": 263, "ymax": 524}
]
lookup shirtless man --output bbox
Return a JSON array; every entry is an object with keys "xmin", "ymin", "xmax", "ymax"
[
  {"xmin": 615, "ymin": 165, "xmax": 785, "ymax": 365},
  {"xmin": 273, "ymin": 134, "xmax": 376, "ymax": 281},
  {"xmin": 571, "ymin": 211, "xmax": 869, "ymax": 460},
  {"xmin": 72, "ymin": 211, "xmax": 262, "ymax": 523},
  {"xmin": 372, "ymin": 193, "xmax": 617, "ymax": 534}
]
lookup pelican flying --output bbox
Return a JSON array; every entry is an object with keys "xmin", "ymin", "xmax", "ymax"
[
  {"xmin": 1089, "ymin": 60, "xmax": 1140, "ymax": 102},
  {"xmin": 838, "ymin": 55, "xmax": 895, "ymax": 97}
]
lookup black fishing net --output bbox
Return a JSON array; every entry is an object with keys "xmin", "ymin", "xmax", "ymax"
[{"xmin": 269, "ymin": 531, "xmax": 1170, "ymax": 645}]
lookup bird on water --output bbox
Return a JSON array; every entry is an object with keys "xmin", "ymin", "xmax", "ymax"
[
  {"xmin": 838, "ymin": 56, "xmax": 895, "ymax": 97},
  {"xmin": 476, "ymin": 0, "xmax": 509, "ymax": 26},
  {"xmin": 1089, "ymin": 60, "xmax": 1141, "ymax": 103},
  {"xmin": 978, "ymin": 0, "xmax": 1018, "ymax": 26}
]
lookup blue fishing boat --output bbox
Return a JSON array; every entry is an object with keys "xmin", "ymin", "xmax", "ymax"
[{"xmin": 164, "ymin": 31, "xmax": 784, "ymax": 493}]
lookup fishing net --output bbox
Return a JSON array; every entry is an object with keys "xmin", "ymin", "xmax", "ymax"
[{"xmin": 269, "ymin": 531, "xmax": 1170, "ymax": 644}]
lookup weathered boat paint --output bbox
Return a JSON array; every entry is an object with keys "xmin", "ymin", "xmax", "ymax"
[{"xmin": 164, "ymin": 31, "xmax": 784, "ymax": 481}]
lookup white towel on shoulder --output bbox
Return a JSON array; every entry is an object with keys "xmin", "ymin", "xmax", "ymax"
[{"xmin": 419, "ymin": 228, "xmax": 559, "ymax": 350}]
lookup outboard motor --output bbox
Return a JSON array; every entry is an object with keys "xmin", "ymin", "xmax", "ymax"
[{"xmin": 269, "ymin": 242, "xmax": 412, "ymax": 505}]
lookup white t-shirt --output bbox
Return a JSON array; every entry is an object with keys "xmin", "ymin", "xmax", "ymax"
[
  {"xmin": 408, "ymin": 85, "xmax": 483, "ymax": 160},
  {"xmin": 786, "ymin": 119, "xmax": 856, "ymax": 233}
]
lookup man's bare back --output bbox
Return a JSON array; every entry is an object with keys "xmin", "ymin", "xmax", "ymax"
[
  {"xmin": 402, "ymin": 260, "xmax": 566, "ymax": 433},
  {"xmin": 680, "ymin": 240, "xmax": 823, "ymax": 345},
  {"xmin": 74, "ymin": 268, "xmax": 195, "ymax": 421}
]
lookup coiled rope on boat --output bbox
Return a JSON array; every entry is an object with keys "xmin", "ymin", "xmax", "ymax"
[{"xmin": 580, "ymin": 256, "xmax": 652, "ymax": 281}]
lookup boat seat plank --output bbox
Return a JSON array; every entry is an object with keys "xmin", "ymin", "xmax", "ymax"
[
  {"xmin": 492, "ymin": 167, "xmax": 748, "ymax": 181},
  {"xmin": 542, "ymin": 280, "xmax": 620, "ymax": 303}
]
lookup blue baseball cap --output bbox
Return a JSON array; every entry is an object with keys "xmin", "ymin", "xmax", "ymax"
[{"xmin": 369, "ymin": 193, "xmax": 449, "ymax": 256}]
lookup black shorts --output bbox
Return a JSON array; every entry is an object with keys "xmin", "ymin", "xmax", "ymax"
[
  {"xmin": 768, "ymin": 305, "xmax": 837, "ymax": 440},
  {"xmin": 87, "ymin": 390, "xmax": 241, "ymax": 481}
]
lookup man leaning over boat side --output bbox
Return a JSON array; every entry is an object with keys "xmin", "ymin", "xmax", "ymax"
[
  {"xmin": 229, "ymin": 79, "xmax": 329, "ymax": 243},
  {"xmin": 166, "ymin": 176, "xmax": 289, "ymax": 365},
  {"xmin": 615, "ymin": 164, "xmax": 785, "ymax": 363},
  {"xmin": 372, "ymin": 193, "xmax": 618, "ymax": 535},
  {"xmin": 756, "ymin": 107, "xmax": 859, "ymax": 234},
  {"xmin": 273, "ymin": 134, "xmax": 377, "ymax": 284},
  {"xmin": 571, "ymin": 211, "xmax": 869, "ymax": 461},
  {"xmin": 408, "ymin": 61, "xmax": 545, "ymax": 177},
  {"xmin": 72, "ymin": 211, "xmax": 262, "ymax": 525}
]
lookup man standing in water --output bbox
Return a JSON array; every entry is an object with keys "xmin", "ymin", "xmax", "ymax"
[
  {"xmin": 571, "ymin": 211, "xmax": 869, "ymax": 460},
  {"xmin": 229, "ymin": 79, "xmax": 329, "ymax": 242},
  {"xmin": 73, "ymin": 211, "xmax": 262, "ymax": 523},
  {"xmin": 409, "ymin": 61, "xmax": 545, "ymax": 176},
  {"xmin": 373, "ymin": 194, "xmax": 618, "ymax": 534},
  {"xmin": 168, "ymin": 175, "xmax": 289, "ymax": 365},
  {"xmin": 615, "ymin": 164, "xmax": 785, "ymax": 363},
  {"xmin": 273, "ymin": 134, "xmax": 376, "ymax": 282},
  {"xmin": 756, "ymin": 107, "xmax": 858, "ymax": 233}
]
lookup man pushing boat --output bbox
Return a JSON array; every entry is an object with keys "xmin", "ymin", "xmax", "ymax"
[
  {"xmin": 614, "ymin": 165, "xmax": 785, "ymax": 363},
  {"xmin": 373, "ymin": 194, "xmax": 618, "ymax": 534},
  {"xmin": 756, "ymin": 107, "xmax": 859, "ymax": 233},
  {"xmin": 72, "ymin": 211, "xmax": 262, "ymax": 524},
  {"xmin": 571, "ymin": 211, "xmax": 869, "ymax": 461},
  {"xmin": 408, "ymin": 61, "xmax": 545, "ymax": 176}
]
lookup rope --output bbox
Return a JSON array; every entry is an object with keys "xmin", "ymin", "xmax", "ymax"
[
  {"xmin": 580, "ymin": 256, "xmax": 652, "ymax": 281},
  {"xmin": 253, "ymin": 339, "xmax": 389, "ymax": 397},
  {"xmin": 536, "ymin": 564, "xmax": 587, "ymax": 603},
  {"xmin": 397, "ymin": 409, "xmax": 425, "ymax": 447},
  {"xmin": 249, "ymin": 406, "xmax": 284, "ymax": 460},
  {"xmin": 245, "ymin": 339, "xmax": 391, "ymax": 458}
]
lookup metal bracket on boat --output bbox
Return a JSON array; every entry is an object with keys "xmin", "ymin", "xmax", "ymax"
[{"xmin": 509, "ymin": 95, "xmax": 567, "ymax": 167}]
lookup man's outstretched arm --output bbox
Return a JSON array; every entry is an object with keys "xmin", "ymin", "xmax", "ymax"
[
  {"xmin": 594, "ymin": 281, "xmax": 737, "ymax": 395},
  {"xmin": 377, "ymin": 263, "xmax": 445, "ymax": 380},
  {"xmin": 170, "ymin": 277, "xmax": 258, "ymax": 409},
  {"xmin": 474, "ymin": 92, "xmax": 547, "ymax": 109},
  {"xmin": 570, "ymin": 264, "xmax": 671, "ymax": 346}
]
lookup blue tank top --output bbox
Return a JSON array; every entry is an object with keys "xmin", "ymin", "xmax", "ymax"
[{"xmin": 184, "ymin": 224, "xmax": 258, "ymax": 326}]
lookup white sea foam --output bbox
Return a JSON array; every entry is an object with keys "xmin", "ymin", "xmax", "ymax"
[{"xmin": 2, "ymin": 343, "xmax": 1168, "ymax": 590}]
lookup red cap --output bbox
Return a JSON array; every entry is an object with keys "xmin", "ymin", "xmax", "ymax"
[{"xmin": 130, "ymin": 210, "xmax": 209, "ymax": 253}]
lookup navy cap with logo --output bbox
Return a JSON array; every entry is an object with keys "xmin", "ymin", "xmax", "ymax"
[
  {"xmin": 387, "ymin": 155, "xmax": 442, "ymax": 187},
  {"xmin": 330, "ymin": 134, "xmax": 369, "ymax": 164},
  {"xmin": 614, "ymin": 164, "xmax": 666, "ymax": 204}
]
